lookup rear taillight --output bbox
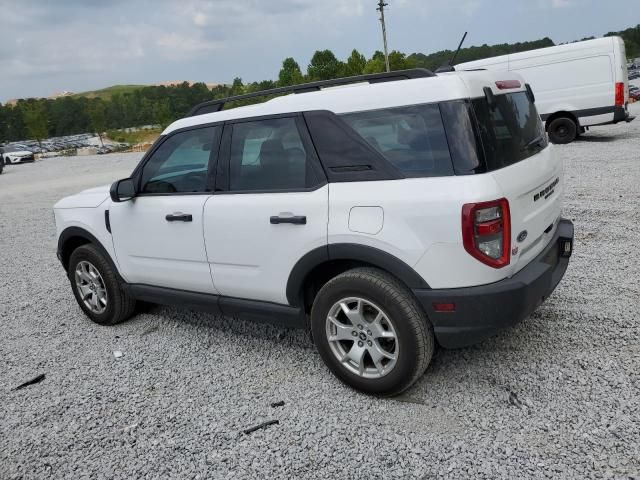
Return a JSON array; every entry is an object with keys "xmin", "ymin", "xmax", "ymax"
[
  {"xmin": 615, "ymin": 82, "xmax": 625, "ymax": 106},
  {"xmin": 462, "ymin": 198, "xmax": 511, "ymax": 269}
]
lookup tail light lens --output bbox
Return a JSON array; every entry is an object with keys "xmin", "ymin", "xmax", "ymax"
[
  {"xmin": 615, "ymin": 82, "xmax": 625, "ymax": 106},
  {"xmin": 462, "ymin": 198, "xmax": 511, "ymax": 268}
]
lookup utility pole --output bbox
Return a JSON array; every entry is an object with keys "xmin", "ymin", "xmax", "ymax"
[{"xmin": 376, "ymin": 1, "xmax": 390, "ymax": 72}]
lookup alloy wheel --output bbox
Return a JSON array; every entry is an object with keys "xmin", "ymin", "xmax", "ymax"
[
  {"xmin": 325, "ymin": 297, "xmax": 398, "ymax": 379},
  {"xmin": 74, "ymin": 260, "xmax": 108, "ymax": 314}
]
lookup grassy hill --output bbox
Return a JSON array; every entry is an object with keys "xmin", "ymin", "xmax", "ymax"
[{"xmin": 72, "ymin": 84, "xmax": 147, "ymax": 100}]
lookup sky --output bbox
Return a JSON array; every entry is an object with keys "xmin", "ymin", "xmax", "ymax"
[{"xmin": 0, "ymin": 0, "xmax": 637, "ymax": 102}]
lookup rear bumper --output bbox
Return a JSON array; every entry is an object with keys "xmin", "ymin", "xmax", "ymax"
[
  {"xmin": 414, "ymin": 218, "xmax": 574, "ymax": 348},
  {"xmin": 613, "ymin": 105, "xmax": 634, "ymax": 124}
]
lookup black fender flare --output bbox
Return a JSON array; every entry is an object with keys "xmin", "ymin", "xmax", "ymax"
[
  {"xmin": 57, "ymin": 227, "xmax": 118, "ymax": 276},
  {"xmin": 286, "ymin": 243, "xmax": 430, "ymax": 307}
]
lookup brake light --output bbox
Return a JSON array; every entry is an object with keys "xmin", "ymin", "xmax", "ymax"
[
  {"xmin": 495, "ymin": 80, "xmax": 521, "ymax": 90},
  {"xmin": 615, "ymin": 82, "xmax": 625, "ymax": 106},
  {"xmin": 462, "ymin": 198, "xmax": 511, "ymax": 269}
]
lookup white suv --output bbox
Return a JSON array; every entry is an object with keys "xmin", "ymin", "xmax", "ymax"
[{"xmin": 54, "ymin": 69, "xmax": 574, "ymax": 395}]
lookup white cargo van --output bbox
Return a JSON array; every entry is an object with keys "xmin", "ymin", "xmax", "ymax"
[{"xmin": 456, "ymin": 37, "xmax": 633, "ymax": 143}]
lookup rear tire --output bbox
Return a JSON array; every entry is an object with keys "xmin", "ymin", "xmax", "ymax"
[
  {"xmin": 311, "ymin": 267, "xmax": 434, "ymax": 396},
  {"xmin": 548, "ymin": 117, "xmax": 577, "ymax": 144},
  {"xmin": 68, "ymin": 244, "xmax": 136, "ymax": 326}
]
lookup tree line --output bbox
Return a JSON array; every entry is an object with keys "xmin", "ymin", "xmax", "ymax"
[{"xmin": 1, "ymin": 25, "xmax": 638, "ymax": 144}]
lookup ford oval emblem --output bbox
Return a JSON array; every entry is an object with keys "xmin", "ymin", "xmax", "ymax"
[{"xmin": 517, "ymin": 230, "xmax": 528, "ymax": 243}]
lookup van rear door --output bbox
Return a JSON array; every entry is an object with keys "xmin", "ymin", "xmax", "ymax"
[{"xmin": 471, "ymin": 89, "xmax": 563, "ymax": 275}]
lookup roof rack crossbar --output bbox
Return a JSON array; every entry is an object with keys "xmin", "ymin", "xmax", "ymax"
[{"xmin": 186, "ymin": 68, "xmax": 435, "ymax": 117}]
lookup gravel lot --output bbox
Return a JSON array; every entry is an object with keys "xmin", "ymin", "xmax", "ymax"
[{"xmin": 1, "ymin": 105, "xmax": 639, "ymax": 479}]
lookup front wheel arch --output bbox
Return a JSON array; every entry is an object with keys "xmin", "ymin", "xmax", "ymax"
[{"xmin": 58, "ymin": 227, "xmax": 119, "ymax": 278}]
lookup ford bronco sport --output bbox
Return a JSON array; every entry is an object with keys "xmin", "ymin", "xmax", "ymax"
[{"xmin": 54, "ymin": 69, "xmax": 574, "ymax": 395}]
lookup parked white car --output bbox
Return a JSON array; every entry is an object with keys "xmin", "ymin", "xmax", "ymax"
[
  {"xmin": 2, "ymin": 147, "xmax": 35, "ymax": 164},
  {"xmin": 456, "ymin": 37, "xmax": 633, "ymax": 143},
  {"xmin": 54, "ymin": 69, "xmax": 574, "ymax": 395}
]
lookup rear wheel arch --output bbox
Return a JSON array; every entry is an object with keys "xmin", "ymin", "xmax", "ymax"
[
  {"xmin": 286, "ymin": 244, "xmax": 430, "ymax": 312},
  {"xmin": 544, "ymin": 111, "xmax": 579, "ymax": 131}
]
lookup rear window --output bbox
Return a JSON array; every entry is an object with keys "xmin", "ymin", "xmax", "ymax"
[
  {"xmin": 340, "ymin": 104, "xmax": 454, "ymax": 177},
  {"xmin": 471, "ymin": 91, "xmax": 547, "ymax": 171}
]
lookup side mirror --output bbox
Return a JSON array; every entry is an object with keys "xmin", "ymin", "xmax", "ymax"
[{"xmin": 110, "ymin": 178, "xmax": 136, "ymax": 203}]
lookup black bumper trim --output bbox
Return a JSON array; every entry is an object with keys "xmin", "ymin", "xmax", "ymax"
[{"xmin": 414, "ymin": 218, "xmax": 574, "ymax": 349}]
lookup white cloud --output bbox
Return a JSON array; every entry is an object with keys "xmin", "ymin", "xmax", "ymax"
[
  {"xmin": 193, "ymin": 12, "xmax": 208, "ymax": 27},
  {"xmin": 551, "ymin": 0, "xmax": 574, "ymax": 7}
]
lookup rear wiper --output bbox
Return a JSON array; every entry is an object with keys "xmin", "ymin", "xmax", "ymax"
[{"xmin": 523, "ymin": 135, "xmax": 546, "ymax": 151}]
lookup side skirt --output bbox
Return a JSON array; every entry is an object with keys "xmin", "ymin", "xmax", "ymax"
[{"xmin": 127, "ymin": 284, "xmax": 306, "ymax": 329}]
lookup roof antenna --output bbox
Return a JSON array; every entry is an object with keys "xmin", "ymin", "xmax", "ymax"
[{"xmin": 435, "ymin": 31, "xmax": 467, "ymax": 73}]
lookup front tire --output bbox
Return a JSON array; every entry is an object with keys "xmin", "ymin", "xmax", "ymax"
[
  {"xmin": 68, "ymin": 244, "xmax": 136, "ymax": 326},
  {"xmin": 548, "ymin": 117, "xmax": 577, "ymax": 144},
  {"xmin": 311, "ymin": 268, "xmax": 434, "ymax": 396}
]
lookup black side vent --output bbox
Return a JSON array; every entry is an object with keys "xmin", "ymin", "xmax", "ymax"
[{"xmin": 329, "ymin": 165, "xmax": 373, "ymax": 172}]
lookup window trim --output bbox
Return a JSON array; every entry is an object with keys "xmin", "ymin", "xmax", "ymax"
[
  {"xmin": 215, "ymin": 112, "xmax": 328, "ymax": 195},
  {"xmin": 131, "ymin": 122, "xmax": 224, "ymax": 197}
]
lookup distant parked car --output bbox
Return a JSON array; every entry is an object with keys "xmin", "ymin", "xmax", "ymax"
[
  {"xmin": 1, "ymin": 147, "xmax": 35, "ymax": 165},
  {"xmin": 630, "ymin": 90, "xmax": 640, "ymax": 101}
]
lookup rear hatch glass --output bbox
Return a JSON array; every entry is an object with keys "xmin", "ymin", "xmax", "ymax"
[{"xmin": 471, "ymin": 91, "xmax": 548, "ymax": 170}]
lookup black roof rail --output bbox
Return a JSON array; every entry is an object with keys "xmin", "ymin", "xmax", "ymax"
[{"xmin": 186, "ymin": 68, "xmax": 435, "ymax": 117}]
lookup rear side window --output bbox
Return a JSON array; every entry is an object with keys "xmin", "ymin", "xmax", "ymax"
[
  {"xmin": 229, "ymin": 117, "xmax": 320, "ymax": 192},
  {"xmin": 340, "ymin": 104, "xmax": 454, "ymax": 177},
  {"xmin": 472, "ymin": 92, "xmax": 547, "ymax": 170}
]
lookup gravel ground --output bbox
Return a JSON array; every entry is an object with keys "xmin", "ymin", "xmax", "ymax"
[{"xmin": 1, "ymin": 105, "xmax": 639, "ymax": 480}]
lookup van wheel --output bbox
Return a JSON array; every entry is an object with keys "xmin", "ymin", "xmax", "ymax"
[
  {"xmin": 310, "ymin": 267, "xmax": 434, "ymax": 396},
  {"xmin": 68, "ymin": 244, "xmax": 137, "ymax": 326},
  {"xmin": 548, "ymin": 117, "xmax": 577, "ymax": 144}
]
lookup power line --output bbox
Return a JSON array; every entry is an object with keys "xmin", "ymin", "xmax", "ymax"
[{"xmin": 376, "ymin": 1, "xmax": 390, "ymax": 72}]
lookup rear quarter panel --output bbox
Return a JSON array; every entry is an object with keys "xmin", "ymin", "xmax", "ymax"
[{"xmin": 328, "ymin": 176, "xmax": 517, "ymax": 289}]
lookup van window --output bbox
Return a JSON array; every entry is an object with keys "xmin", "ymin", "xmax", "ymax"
[
  {"xmin": 472, "ymin": 92, "xmax": 548, "ymax": 171},
  {"xmin": 340, "ymin": 104, "xmax": 454, "ymax": 177}
]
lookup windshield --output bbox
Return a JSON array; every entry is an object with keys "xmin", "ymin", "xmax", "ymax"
[{"xmin": 472, "ymin": 91, "xmax": 548, "ymax": 171}]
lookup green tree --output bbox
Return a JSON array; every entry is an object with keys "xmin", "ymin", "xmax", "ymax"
[
  {"xmin": 308, "ymin": 49, "xmax": 343, "ymax": 80},
  {"xmin": 88, "ymin": 100, "xmax": 107, "ymax": 147},
  {"xmin": 278, "ymin": 57, "xmax": 304, "ymax": 86},
  {"xmin": 22, "ymin": 102, "xmax": 49, "ymax": 148},
  {"xmin": 153, "ymin": 99, "xmax": 173, "ymax": 130},
  {"xmin": 230, "ymin": 77, "xmax": 245, "ymax": 96},
  {"xmin": 363, "ymin": 51, "xmax": 386, "ymax": 74},
  {"xmin": 344, "ymin": 49, "xmax": 367, "ymax": 76}
]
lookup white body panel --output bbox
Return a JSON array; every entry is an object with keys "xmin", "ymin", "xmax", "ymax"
[
  {"xmin": 54, "ymin": 198, "xmax": 118, "ymax": 273},
  {"xmin": 203, "ymin": 187, "xmax": 329, "ymax": 304},
  {"xmin": 108, "ymin": 196, "xmax": 216, "ymax": 294},
  {"xmin": 457, "ymin": 37, "xmax": 628, "ymax": 126},
  {"xmin": 328, "ymin": 143, "xmax": 562, "ymax": 289}
]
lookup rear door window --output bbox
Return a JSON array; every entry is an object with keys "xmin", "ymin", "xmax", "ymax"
[
  {"xmin": 228, "ymin": 117, "xmax": 321, "ymax": 192},
  {"xmin": 340, "ymin": 104, "xmax": 454, "ymax": 177},
  {"xmin": 471, "ymin": 91, "xmax": 547, "ymax": 170}
]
